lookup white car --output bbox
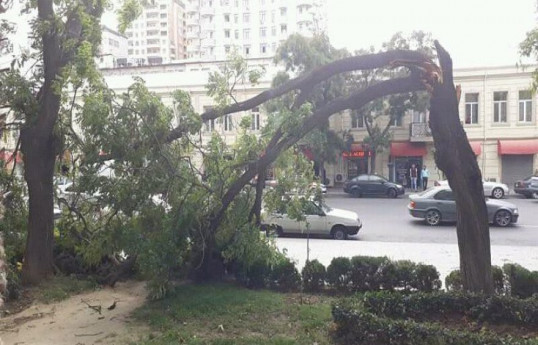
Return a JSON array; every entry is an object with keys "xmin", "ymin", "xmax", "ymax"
[
  {"xmin": 262, "ymin": 200, "xmax": 361, "ymax": 240},
  {"xmin": 434, "ymin": 180, "xmax": 509, "ymax": 199}
]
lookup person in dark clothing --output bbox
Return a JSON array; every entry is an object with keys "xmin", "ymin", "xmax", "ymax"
[{"xmin": 409, "ymin": 164, "xmax": 418, "ymax": 191}]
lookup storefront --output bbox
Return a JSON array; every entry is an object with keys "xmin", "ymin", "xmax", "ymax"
[
  {"xmin": 498, "ymin": 139, "xmax": 538, "ymax": 187},
  {"xmin": 389, "ymin": 142, "xmax": 427, "ymax": 187},
  {"xmin": 342, "ymin": 144, "xmax": 371, "ymax": 179}
]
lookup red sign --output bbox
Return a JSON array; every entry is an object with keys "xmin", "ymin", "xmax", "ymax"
[{"xmin": 342, "ymin": 151, "xmax": 371, "ymax": 158}]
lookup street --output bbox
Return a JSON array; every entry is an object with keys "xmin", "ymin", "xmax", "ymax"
[{"xmin": 275, "ymin": 189, "xmax": 538, "ymax": 281}]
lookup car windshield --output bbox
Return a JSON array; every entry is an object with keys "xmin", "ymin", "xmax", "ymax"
[{"xmin": 319, "ymin": 201, "xmax": 333, "ymax": 212}]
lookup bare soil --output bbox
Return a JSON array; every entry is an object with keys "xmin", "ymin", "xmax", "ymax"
[{"xmin": 0, "ymin": 280, "xmax": 148, "ymax": 345}]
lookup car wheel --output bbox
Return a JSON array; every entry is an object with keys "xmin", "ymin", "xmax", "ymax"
[
  {"xmin": 351, "ymin": 189, "xmax": 361, "ymax": 198},
  {"xmin": 332, "ymin": 226, "xmax": 348, "ymax": 240},
  {"xmin": 425, "ymin": 209, "xmax": 441, "ymax": 226},
  {"xmin": 492, "ymin": 187, "xmax": 504, "ymax": 199},
  {"xmin": 525, "ymin": 193, "xmax": 533, "ymax": 199},
  {"xmin": 387, "ymin": 188, "xmax": 397, "ymax": 198},
  {"xmin": 494, "ymin": 210, "xmax": 512, "ymax": 227}
]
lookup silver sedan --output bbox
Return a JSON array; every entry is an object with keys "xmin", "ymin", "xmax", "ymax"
[{"xmin": 408, "ymin": 186, "xmax": 519, "ymax": 227}]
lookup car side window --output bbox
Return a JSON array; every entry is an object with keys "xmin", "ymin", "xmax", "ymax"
[
  {"xmin": 434, "ymin": 190, "xmax": 455, "ymax": 201},
  {"xmin": 357, "ymin": 175, "xmax": 369, "ymax": 181},
  {"xmin": 370, "ymin": 176, "xmax": 383, "ymax": 182},
  {"xmin": 303, "ymin": 201, "xmax": 322, "ymax": 215}
]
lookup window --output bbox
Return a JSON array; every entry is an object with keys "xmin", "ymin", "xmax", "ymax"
[
  {"xmin": 243, "ymin": 13, "xmax": 250, "ymax": 23},
  {"xmin": 519, "ymin": 90, "xmax": 533, "ymax": 122},
  {"xmin": 280, "ymin": 24, "xmax": 287, "ymax": 34},
  {"xmin": 224, "ymin": 115, "xmax": 233, "ymax": 131},
  {"xmin": 243, "ymin": 29, "xmax": 250, "ymax": 39},
  {"xmin": 243, "ymin": 0, "xmax": 249, "ymax": 7},
  {"xmin": 271, "ymin": 26, "xmax": 276, "ymax": 36},
  {"xmin": 234, "ymin": 14, "xmax": 239, "ymax": 23},
  {"xmin": 465, "ymin": 93, "xmax": 479, "ymax": 124},
  {"xmin": 203, "ymin": 106, "xmax": 215, "ymax": 132},
  {"xmin": 351, "ymin": 113, "xmax": 364, "ymax": 128},
  {"xmin": 271, "ymin": 11, "xmax": 275, "ymax": 23},
  {"xmin": 260, "ymin": 27, "xmax": 266, "ymax": 37},
  {"xmin": 225, "ymin": 45, "xmax": 231, "ymax": 53},
  {"xmin": 434, "ymin": 190, "xmax": 454, "ymax": 201},
  {"xmin": 260, "ymin": 11, "xmax": 266, "ymax": 24},
  {"xmin": 224, "ymin": 29, "xmax": 230, "ymax": 38},
  {"xmin": 234, "ymin": 30, "xmax": 239, "ymax": 39},
  {"xmin": 224, "ymin": 14, "xmax": 230, "ymax": 22},
  {"xmin": 280, "ymin": 7, "xmax": 287, "ymax": 16},
  {"xmin": 244, "ymin": 45, "xmax": 250, "ymax": 55},
  {"xmin": 493, "ymin": 91, "xmax": 508, "ymax": 123},
  {"xmin": 260, "ymin": 43, "xmax": 267, "ymax": 54},
  {"xmin": 251, "ymin": 108, "xmax": 260, "ymax": 130}
]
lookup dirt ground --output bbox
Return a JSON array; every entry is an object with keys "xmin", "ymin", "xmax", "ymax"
[{"xmin": 0, "ymin": 280, "xmax": 148, "ymax": 345}]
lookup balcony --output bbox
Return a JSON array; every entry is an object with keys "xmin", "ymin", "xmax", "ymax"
[
  {"xmin": 186, "ymin": 30, "xmax": 200, "ymax": 39},
  {"xmin": 201, "ymin": 38, "xmax": 216, "ymax": 47},
  {"xmin": 409, "ymin": 122, "xmax": 433, "ymax": 142},
  {"xmin": 187, "ymin": 5, "xmax": 199, "ymax": 14}
]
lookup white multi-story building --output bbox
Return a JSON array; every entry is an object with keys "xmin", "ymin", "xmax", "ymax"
[
  {"xmin": 184, "ymin": 0, "xmax": 327, "ymax": 60},
  {"xmin": 97, "ymin": 26, "xmax": 128, "ymax": 69},
  {"xmin": 124, "ymin": 0, "xmax": 187, "ymax": 65}
]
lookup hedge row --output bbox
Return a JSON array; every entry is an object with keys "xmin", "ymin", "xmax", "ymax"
[
  {"xmin": 359, "ymin": 291, "xmax": 538, "ymax": 326},
  {"xmin": 332, "ymin": 302, "xmax": 538, "ymax": 345},
  {"xmin": 446, "ymin": 263, "xmax": 538, "ymax": 298},
  {"xmin": 234, "ymin": 255, "xmax": 442, "ymax": 294}
]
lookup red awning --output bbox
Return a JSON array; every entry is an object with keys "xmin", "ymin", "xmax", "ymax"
[
  {"xmin": 390, "ymin": 142, "xmax": 427, "ymax": 157},
  {"xmin": 469, "ymin": 141, "xmax": 482, "ymax": 156},
  {"xmin": 497, "ymin": 139, "xmax": 538, "ymax": 155}
]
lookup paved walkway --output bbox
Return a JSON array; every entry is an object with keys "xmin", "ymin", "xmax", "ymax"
[{"xmin": 276, "ymin": 238, "xmax": 538, "ymax": 285}]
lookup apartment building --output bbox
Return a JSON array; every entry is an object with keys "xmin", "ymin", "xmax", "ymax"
[
  {"xmin": 97, "ymin": 26, "xmax": 128, "ymax": 69},
  {"xmin": 184, "ymin": 0, "xmax": 327, "ymax": 60},
  {"xmin": 327, "ymin": 65, "xmax": 538, "ymax": 190},
  {"xmin": 124, "ymin": 0, "xmax": 187, "ymax": 65}
]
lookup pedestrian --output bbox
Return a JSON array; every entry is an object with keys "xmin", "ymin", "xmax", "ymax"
[
  {"xmin": 409, "ymin": 164, "xmax": 418, "ymax": 191},
  {"xmin": 421, "ymin": 165, "xmax": 430, "ymax": 191}
]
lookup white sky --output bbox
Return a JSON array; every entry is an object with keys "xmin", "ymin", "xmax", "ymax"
[{"xmin": 327, "ymin": 0, "xmax": 538, "ymax": 68}]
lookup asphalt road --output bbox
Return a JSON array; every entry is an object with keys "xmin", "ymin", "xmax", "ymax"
[{"xmin": 323, "ymin": 190, "xmax": 538, "ymax": 247}]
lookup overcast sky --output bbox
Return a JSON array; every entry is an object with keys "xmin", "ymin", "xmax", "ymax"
[{"xmin": 327, "ymin": 0, "xmax": 537, "ymax": 68}]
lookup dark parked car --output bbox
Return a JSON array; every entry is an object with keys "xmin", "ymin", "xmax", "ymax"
[
  {"xmin": 408, "ymin": 186, "xmax": 519, "ymax": 227},
  {"xmin": 343, "ymin": 174, "xmax": 405, "ymax": 198},
  {"xmin": 514, "ymin": 176, "xmax": 538, "ymax": 198}
]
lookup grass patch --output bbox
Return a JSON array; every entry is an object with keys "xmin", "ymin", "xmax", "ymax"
[
  {"xmin": 35, "ymin": 275, "xmax": 98, "ymax": 303},
  {"xmin": 133, "ymin": 283, "xmax": 335, "ymax": 345}
]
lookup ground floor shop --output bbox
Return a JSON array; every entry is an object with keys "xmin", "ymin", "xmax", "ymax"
[{"xmin": 326, "ymin": 139, "xmax": 538, "ymax": 191}]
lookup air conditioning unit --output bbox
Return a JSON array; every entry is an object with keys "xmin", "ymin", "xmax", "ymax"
[{"xmin": 334, "ymin": 173, "xmax": 345, "ymax": 184}]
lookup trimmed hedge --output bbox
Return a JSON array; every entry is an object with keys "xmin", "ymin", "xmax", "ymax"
[
  {"xmin": 359, "ymin": 291, "xmax": 538, "ymax": 326},
  {"xmin": 446, "ymin": 264, "xmax": 538, "ymax": 298},
  {"xmin": 332, "ymin": 302, "xmax": 538, "ymax": 345},
  {"xmin": 301, "ymin": 259, "xmax": 326, "ymax": 292}
]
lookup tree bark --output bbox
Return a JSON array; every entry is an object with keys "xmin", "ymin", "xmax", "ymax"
[
  {"xmin": 20, "ymin": 0, "xmax": 62, "ymax": 284},
  {"xmin": 429, "ymin": 41, "xmax": 493, "ymax": 294}
]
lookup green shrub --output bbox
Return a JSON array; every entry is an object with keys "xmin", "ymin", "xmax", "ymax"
[
  {"xmin": 326, "ymin": 257, "xmax": 352, "ymax": 291},
  {"xmin": 492, "ymin": 265, "xmax": 505, "ymax": 294},
  {"xmin": 269, "ymin": 257, "xmax": 301, "ymax": 292},
  {"xmin": 332, "ymin": 302, "xmax": 537, "ymax": 345},
  {"xmin": 349, "ymin": 256, "xmax": 388, "ymax": 291},
  {"xmin": 503, "ymin": 263, "xmax": 538, "ymax": 298},
  {"xmin": 234, "ymin": 260, "xmax": 271, "ymax": 289},
  {"xmin": 412, "ymin": 264, "xmax": 441, "ymax": 292},
  {"xmin": 301, "ymin": 259, "xmax": 326, "ymax": 292},
  {"xmin": 445, "ymin": 269, "xmax": 463, "ymax": 291}
]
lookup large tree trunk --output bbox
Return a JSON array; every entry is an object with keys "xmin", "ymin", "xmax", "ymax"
[
  {"xmin": 370, "ymin": 151, "xmax": 377, "ymax": 174},
  {"xmin": 20, "ymin": 0, "xmax": 62, "ymax": 284},
  {"xmin": 20, "ymin": 127, "xmax": 57, "ymax": 284},
  {"xmin": 429, "ymin": 42, "xmax": 493, "ymax": 294}
]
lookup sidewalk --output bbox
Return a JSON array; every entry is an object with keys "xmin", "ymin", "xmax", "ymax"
[{"xmin": 276, "ymin": 239, "xmax": 538, "ymax": 285}]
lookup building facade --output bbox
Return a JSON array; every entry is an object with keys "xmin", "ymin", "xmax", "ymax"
[
  {"xmin": 326, "ymin": 65, "xmax": 538, "ymax": 191},
  {"xmin": 124, "ymin": 0, "xmax": 187, "ymax": 65},
  {"xmin": 97, "ymin": 26, "xmax": 128, "ymax": 69},
  {"xmin": 184, "ymin": 0, "xmax": 327, "ymax": 60}
]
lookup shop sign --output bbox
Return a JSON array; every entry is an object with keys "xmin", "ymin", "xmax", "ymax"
[{"xmin": 342, "ymin": 151, "xmax": 371, "ymax": 158}]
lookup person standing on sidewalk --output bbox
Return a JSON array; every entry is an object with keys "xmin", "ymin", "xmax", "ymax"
[
  {"xmin": 409, "ymin": 164, "xmax": 418, "ymax": 191},
  {"xmin": 421, "ymin": 165, "xmax": 430, "ymax": 191}
]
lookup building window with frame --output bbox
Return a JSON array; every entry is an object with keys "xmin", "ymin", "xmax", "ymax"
[
  {"xmin": 260, "ymin": 43, "xmax": 267, "ymax": 54},
  {"xmin": 260, "ymin": 27, "xmax": 266, "ymax": 37},
  {"xmin": 243, "ymin": 29, "xmax": 250, "ymax": 40},
  {"xmin": 465, "ymin": 93, "xmax": 479, "ymax": 124},
  {"xmin": 244, "ymin": 45, "xmax": 250, "ymax": 55},
  {"xmin": 224, "ymin": 14, "xmax": 230, "ymax": 22},
  {"xmin": 243, "ymin": 13, "xmax": 250, "ymax": 23},
  {"xmin": 260, "ymin": 11, "xmax": 266, "ymax": 24},
  {"xmin": 251, "ymin": 107, "xmax": 260, "ymax": 130},
  {"xmin": 280, "ymin": 7, "xmax": 287, "ymax": 16},
  {"xmin": 493, "ymin": 91, "xmax": 508, "ymax": 123},
  {"xmin": 204, "ymin": 119, "xmax": 215, "ymax": 132},
  {"xmin": 280, "ymin": 24, "xmax": 287, "ymax": 35},
  {"xmin": 351, "ymin": 113, "xmax": 365, "ymax": 128},
  {"xmin": 224, "ymin": 29, "xmax": 230, "ymax": 38},
  {"xmin": 224, "ymin": 115, "xmax": 233, "ymax": 131},
  {"xmin": 519, "ymin": 90, "xmax": 533, "ymax": 122}
]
